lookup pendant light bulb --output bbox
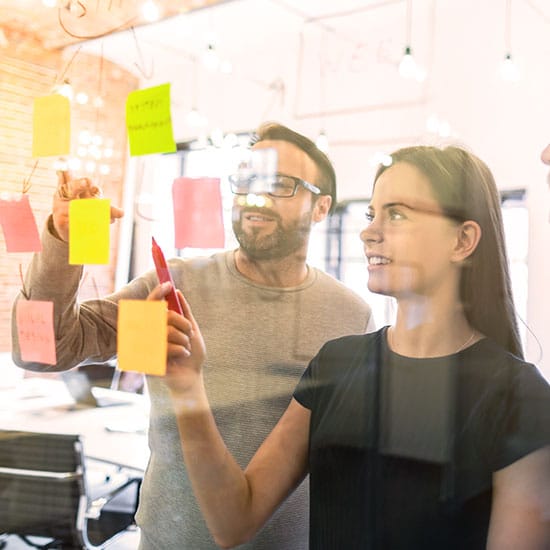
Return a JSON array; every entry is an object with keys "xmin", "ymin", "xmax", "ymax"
[
  {"xmin": 316, "ymin": 131, "xmax": 329, "ymax": 153},
  {"xmin": 500, "ymin": 53, "xmax": 520, "ymax": 82},
  {"xmin": 202, "ymin": 44, "xmax": 220, "ymax": 72},
  {"xmin": 142, "ymin": 1, "xmax": 160, "ymax": 22},
  {"xmin": 186, "ymin": 107, "xmax": 202, "ymax": 127},
  {"xmin": 398, "ymin": 46, "xmax": 417, "ymax": 79},
  {"xmin": 53, "ymin": 79, "xmax": 74, "ymax": 101}
]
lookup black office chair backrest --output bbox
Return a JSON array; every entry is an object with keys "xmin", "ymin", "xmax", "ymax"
[
  {"xmin": 0, "ymin": 429, "xmax": 142, "ymax": 549},
  {"xmin": 0, "ymin": 430, "xmax": 86, "ymax": 546},
  {"xmin": 0, "ymin": 430, "xmax": 83, "ymax": 472}
]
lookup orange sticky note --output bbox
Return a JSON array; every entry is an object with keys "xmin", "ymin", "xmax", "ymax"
[
  {"xmin": 117, "ymin": 300, "xmax": 167, "ymax": 376},
  {"xmin": 0, "ymin": 193, "xmax": 42, "ymax": 252},
  {"xmin": 126, "ymin": 83, "xmax": 176, "ymax": 156},
  {"xmin": 32, "ymin": 94, "xmax": 71, "ymax": 157},
  {"xmin": 69, "ymin": 198, "xmax": 110, "ymax": 264},
  {"xmin": 172, "ymin": 177, "xmax": 225, "ymax": 249},
  {"xmin": 15, "ymin": 300, "xmax": 57, "ymax": 365}
]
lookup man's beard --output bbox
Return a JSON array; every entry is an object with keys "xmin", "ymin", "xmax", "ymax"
[{"xmin": 233, "ymin": 209, "xmax": 313, "ymax": 261}]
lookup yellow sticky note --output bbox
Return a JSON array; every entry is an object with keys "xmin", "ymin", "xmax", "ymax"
[
  {"xmin": 126, "ymin": 83, "xmax": 177, "ymax": 156},
  {"xmin": 32, "ymin": 94, "xmax": 71, "ymax": 157},
  {"xmin": 69, "ymin": 198, "xmax": 111, "ymax": 265},
  {"xmin": 117, "ymin": 300, "xmax": 167, "ymax": 376}
]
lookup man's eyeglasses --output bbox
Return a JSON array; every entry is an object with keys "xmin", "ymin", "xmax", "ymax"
[{"xmin": 228, "ymin": 173, "xmax": 321, "ymax": 198}]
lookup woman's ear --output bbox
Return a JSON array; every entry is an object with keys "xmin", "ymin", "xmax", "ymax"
[
  {"xmin": 312, "ymin": 195, "xmax": 332, "ymax": 223},
  {"xmin": 452, "ymin": 220, "xmax": 482, "ymax": 262}
]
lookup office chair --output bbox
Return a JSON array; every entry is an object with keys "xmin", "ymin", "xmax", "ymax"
[{"xmin": 0, "ymin": 430, "xmax": 142, "ymax": 549}]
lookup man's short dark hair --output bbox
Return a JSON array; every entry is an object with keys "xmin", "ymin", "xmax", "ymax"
[{"xmin": 252, "ymin": 122, "xmax": 337, "ymax": 213}]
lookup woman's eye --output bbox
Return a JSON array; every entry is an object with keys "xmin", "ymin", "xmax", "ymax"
[
  {"xmin": 388, "ymin": 208, "xmax": 405, "ymax": 221},
  {"xmin": 365, "ymin": 212, "xmax": 375, "ymax": 223}
]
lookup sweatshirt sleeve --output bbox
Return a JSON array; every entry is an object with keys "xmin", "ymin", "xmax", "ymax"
[{"xmin": 11, "ymin": 216, "xmax": 155, "ymax": 372}]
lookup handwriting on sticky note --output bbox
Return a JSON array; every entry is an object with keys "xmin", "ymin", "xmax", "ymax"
[
  {"xmin": 172, "ymin": 177, "xmax": 225, "ymax": 249},
  {"xmin": 126, "ymin": 83, "xmax": 176, "ymax": 156},
  {"xmin": 117, "ymin": 300, "xmax": 167, "ymax": 376},
  {"xmin": 69, "ymin": 198, "xmax": 110, "ymax": 264},
  {"xmin": 16, "ymin": 300, "xmax": 57, "ymax": 365},
  {"xmin": 32, "ymin": 94, "xmax": 71, "ymax": 157},
  {"xmin": 0, "ymin": 193, "xmax": 42, "ymax": 252}
]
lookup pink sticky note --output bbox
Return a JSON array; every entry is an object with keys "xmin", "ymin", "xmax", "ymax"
[
  {"xmin": 15, "ymin": 300, "xmax": 57, "ymax": 365},
  {"xmin": 0, "ymin": 194, "xmax": 42, "ymax": 252},
  {"xmin": 172, "ymin": 177, "xmax": 225, "ymax": 249}
]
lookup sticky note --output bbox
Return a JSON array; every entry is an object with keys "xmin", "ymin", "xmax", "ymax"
[
  {"xmin": 69, "ymin": 198, "xmax": 110, "ymax": 264},
  {"xmin": 0, "ymin": 193, "xmax": 42, "ymax": 252},
  {"xmin": 172, "ymin": 177, "xmax": 225, "ymax": 249},
  {"xmin": 32, "ymin": 94, "xmax": 71, "ymax": 157},
  {"xmin": 126, "ymin": 83, "xmax": 176, "ymax": 156},
  {"xmin": 15, "ymin": 300, "xmax": 57, "ymax": 365},
  {"xmin": 117, "ymin": 300, "xmax": 167, "ymax": 376}
]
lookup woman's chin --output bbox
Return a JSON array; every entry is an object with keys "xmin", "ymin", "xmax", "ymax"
[{"xmin": 367, "ymin": 281, "xmax": 393, "ymax": 297}]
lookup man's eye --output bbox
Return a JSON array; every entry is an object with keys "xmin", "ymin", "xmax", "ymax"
[
  {"xmin": 365, "ymin": 212, "xmax": 375, "ymax": 223},
  {"xmin": 272, "ymin": 182, "xmax": 291, "ymax": 192}
]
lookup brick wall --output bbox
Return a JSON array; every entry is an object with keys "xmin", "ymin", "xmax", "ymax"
[{"xmin": 0, "ymin": 29, "xmax": 138, "ymax": 352}]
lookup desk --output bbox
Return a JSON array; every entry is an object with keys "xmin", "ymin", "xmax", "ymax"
[{"xmin": 0, "ymin": 378, "xmax": 150, "ymax": 472}]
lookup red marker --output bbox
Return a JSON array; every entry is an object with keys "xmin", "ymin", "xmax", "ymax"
[{"xmin": 151, "ymin": 237, "xmax": 183, "ymax": 314}]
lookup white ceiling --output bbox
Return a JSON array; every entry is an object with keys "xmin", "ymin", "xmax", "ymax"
[{"xmin": 76, "ymin": 0, "xmax": 403, "ymax": 80}]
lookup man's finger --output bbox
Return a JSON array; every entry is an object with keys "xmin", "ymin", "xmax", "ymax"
[
  {"xmin": 110, "ymin": 206, "xmax": 125, "ymax": 222},
  {"xmin": 147, "ymin": 282, "xmax": 173, "ymax": 302},
  {"xmin": 70, "ymin": 177, "xmax": 93, "ymax": 197},
  {"xmin": 177, "ymin": 290, "xmax": 199, "ymax": 334},
  {"xmin": 56, "ymin": 170, "xmax": 71, "ymax": 185},
  {"xmin": 56, "ymin": 170, "xmax": 71, "ymax": 199}
]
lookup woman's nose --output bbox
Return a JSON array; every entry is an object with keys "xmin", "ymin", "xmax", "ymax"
[{"xmin": 360, "ymin": 220, "xmax": 383, "ymax": 244}]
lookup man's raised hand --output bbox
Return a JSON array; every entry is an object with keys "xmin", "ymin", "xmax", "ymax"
[{"xmin": 52, "ymin": 170, "xmax": 124, "ymax": 242}]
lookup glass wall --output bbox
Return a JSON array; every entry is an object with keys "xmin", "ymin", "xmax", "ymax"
[{"xmin": 137, "ymin": 146, "xmax": 527, "ymax": 341}]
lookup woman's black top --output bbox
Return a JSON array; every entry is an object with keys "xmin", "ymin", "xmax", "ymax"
[{"xmin": 294, "ymin": 327, "xmax": 550, "ymax": 549}]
